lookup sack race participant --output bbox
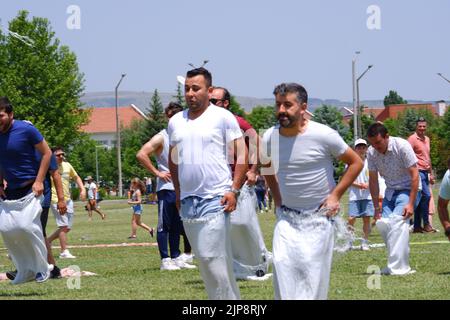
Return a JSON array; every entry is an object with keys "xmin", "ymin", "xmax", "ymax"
[{"xmin": 0, "ymin": 193, "xmax": 52, "ymax": 284}]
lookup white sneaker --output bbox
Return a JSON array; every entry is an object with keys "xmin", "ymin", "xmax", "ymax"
[
  {"xmin": 178, "ymin": 253, "xmax": 194, "ymax": 264},
  {"xmin": 59, "ymin": 250, "xmax": 76, "ymax": 259},
  {"xmin": 160, "ymin": 258, "xmax": 180, "ymax": 271},
  {"xmin": 361, "ymin": 241, "xmax": 370, "ymax": 251},
  {"xmin": 173, "ymin": 256, "xmax": 197, "ymax": 269}
]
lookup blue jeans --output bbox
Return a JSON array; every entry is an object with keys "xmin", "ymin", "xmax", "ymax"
[
  {"xmin": 180, "ymin": 196, "xmax": 224, "ymax": 220},
  {"xmin": 382, "ymin": 190, "xmax": 421, "ymax": 218},
  {"xmin": 156, "ymin": 190, "xmax": 181, "ymax": 259},
  {"xmin": 255, "ymin": 188, "xmax": 267, "ymax": 211},
  {"xmin": 414, "ymin": 171, "xmax": 431, "ymax": 229}
]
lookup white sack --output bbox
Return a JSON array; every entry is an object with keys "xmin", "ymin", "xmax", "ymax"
[
  {"xmin": 376, "ymin": 215, "xmax": 413, "ymax": 275},
  {"xmin": 183, "ymin": 212, "xmax": 240, "ymax": 300},
  {"xmin": 230, "ymin": 185, "xmax": 272, "ymax": 280},
  {"xmin": 273, "ymin": 207, "xmax": 336, "ymax": 300},
  {"xmin": 0, "ymin": 193, "xmax": 50, "ymax": 284}
]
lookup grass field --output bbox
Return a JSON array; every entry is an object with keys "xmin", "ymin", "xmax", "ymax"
[{"xmin": 0, "ymin": 190, "xmax": 449, "ymax": 300}]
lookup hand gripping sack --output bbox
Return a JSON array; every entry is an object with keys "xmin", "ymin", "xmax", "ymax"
[{"xmin": 0, "ymin": 193, "xmax": 50, "ymax": 284}]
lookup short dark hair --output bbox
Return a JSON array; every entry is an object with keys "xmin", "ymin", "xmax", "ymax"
[
  {"xmin": 165, "ymin": 102, "xmax": 184, "ymax": 116},
  {"xmin": 367, "ymin": 122, "xmax": 388, "ymax": 138},
  {"xmin": 186, "ymin": 67, "xmax": 212, "ymax": 87},
  {"xmin": 273, "ymin": 83, "xmax": 308, "ymax": 104},
  {"xmin": 0, "ymin": 97, "xmax": 13, "ymax": 113},
  {"xmin": 214, "ymin": 87, "xmax": 231, "ymax": 102},
  {"xmin": 416, "ymin": 117, "xmax": 427, "ymax": 124},
  {"xmin": 52, "ymin": 146, "xmax": 64, "ymax": 153}
]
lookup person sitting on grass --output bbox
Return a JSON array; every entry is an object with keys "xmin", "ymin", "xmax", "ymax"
[{"xmin": 127, "ymin": 177, "xmax": 154, "ymax": 239}]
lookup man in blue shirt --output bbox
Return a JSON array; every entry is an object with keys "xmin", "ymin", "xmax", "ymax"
[{"xmin": 0, "ymin": 97, "xmax": 55, "ymax": 283}]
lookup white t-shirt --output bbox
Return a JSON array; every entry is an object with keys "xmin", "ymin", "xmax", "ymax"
[
  {"xmin": 348, "ymin": 159, "xmax": 372, "ymax": 201},
  {"xmin": 155, "ymin": 129, "xmax": 174, "ymax": 192},
  {"xmin": 88, "ymin": 182, "xmax": 97, "ymax": 200},
  {"xmin": 167, "ymin": 105, "xmax": 242, "ymax": 200},
  {"xmin": 261, "ymin": 121, "xmax": 349, "ymax": 210}
]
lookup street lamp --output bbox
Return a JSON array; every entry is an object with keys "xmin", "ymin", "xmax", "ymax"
[
  {"xmin": 115, "ymin": 73, "xmax": 126, "ymax": 197},
  {"xmin": 356, "ymin": 65, "xmax": 373, "ymax": 137},
  {"xmin": 437, "ymin": 73, "xmax": 450, "ymax": 84},
  {"xmin": 95, "ymin": 145, "xmax": 103, "ymax": 184},
  {"xmin": 352, "ymin": 51, "xmax": 360, "ymax": 139}
]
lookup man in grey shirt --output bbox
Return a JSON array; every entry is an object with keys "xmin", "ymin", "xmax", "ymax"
[
  {"xmin": 261, "ymin": 83, "xmax": 362, "ymax": 299},
  {"xmin": 367, "ymin": 122, "xmax": 420, "ymax": 275}
]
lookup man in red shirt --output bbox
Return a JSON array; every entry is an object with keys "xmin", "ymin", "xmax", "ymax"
[
  {"xmin": 210, "ymin": 87, "xmax": 258, "ymax": 183},
  {"xmin": 209, "ymin": 86, "xmax": 272, "ymax": 280},
  {"xmin": 407, "ymin": 117, "xmax": 436, "ymax": 233}
]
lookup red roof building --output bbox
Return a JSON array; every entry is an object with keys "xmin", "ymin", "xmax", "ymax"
[{"xmin": 80, "ymin": 104, "xmax": 147, "ymax": 147}]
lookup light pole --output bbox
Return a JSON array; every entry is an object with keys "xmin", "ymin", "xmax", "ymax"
[
  {"xmin": 115, "ymin": 74, "xmax": 126, "ymax": 197},
  {"xmin": 352, "ymin": 51, "xmax": 360, "ymax": 139},
  {"xmin": 95, "ymin": 145, "xmax": 103, "ymax": 184},
  {"xmin": 437, "ymin": 73, "xmax": 450, "ymax": 84},
  {"xmin": 356, "ymin": 65, "xmax": 373, "ymax": 137}
]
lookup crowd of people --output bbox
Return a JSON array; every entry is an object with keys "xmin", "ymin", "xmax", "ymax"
[{"xmin": 1, "ymin": 68, "xmax": 450, "ymax": 299}]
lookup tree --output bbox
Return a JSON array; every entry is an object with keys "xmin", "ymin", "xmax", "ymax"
[
  {"xmin": 0, "ymin": 11, "xmax": 88, "ymax": 147},
  {"xmin": 247, "ymin": 105, "xmax": 277, "ymax": 133},
  {"xmin": 382, "ymin": 118, "xmax": 399, "ymax": 137},
  {"xmin": 348, "ymin": 107, "xmax": 376, "ymax": 140},
  {"xmin": 144, "ymin": 89, "xmax": 167, "ymax": 141},
  {"xmin": 229, "ymin": 96, "xmax": 246, "ymax": 118},
  {"xmin": 120, "ymin": 119, "xmax": 149, "ymax": 182},
  {"xmin": 313, "ymin": 105, "xmax": 351, "ymax": 143},
  {"xmin": 396, "ymin": 108, "xmax": 435, "ymax": 138},
  {"xmin": 384, "ymin": 90, "xmax": 408, "ymax": 106},
  {"xmin": 68, "ymin": 134, "xmax": 117, "ymax": 187},
  {"xmin": 173, "ymin": 82, "xmax": 186, "ymax": 109}
]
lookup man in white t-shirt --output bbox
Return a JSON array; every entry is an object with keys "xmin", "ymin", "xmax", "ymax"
[
  {"xmin": 85, "ymin": 176, "xmax": 105, "ymax": 221},
  {"xmin": 168, "ymin": 68, "xmax": 247, "ymax": 300},
  {"xmin": 261, "ymin": 83, "xmax": 363, "ymax": 300},
  {"xmin": 347, "ymin": 139, "xmax": 373, "ymax": 251}
]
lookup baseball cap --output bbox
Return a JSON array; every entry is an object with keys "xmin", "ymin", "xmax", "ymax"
[{"xmin": 354, "ymin": 138, "xmax": 368, "ymax": 147}]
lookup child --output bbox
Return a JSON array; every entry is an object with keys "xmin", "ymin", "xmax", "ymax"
[
  {"xmin": 348, "ymin": 139, "xmax": 374, "ymax": 251},
  {"xmin": 128, "ymin": 178, "xmax": 154, "ymax": 239}
]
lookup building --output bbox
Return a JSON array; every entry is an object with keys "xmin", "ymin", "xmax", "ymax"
[
  {"xmin": 80, "ymin": 104, "xmax": 147, "ymax": 148},
  {"xmin": 376, "ymin": 103, "xmax": 438, "ymax": 122}
]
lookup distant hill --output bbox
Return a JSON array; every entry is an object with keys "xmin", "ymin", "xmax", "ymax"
[{"xmin": 80, "ymin": 91, "xmax": 447, "ymax": 113}]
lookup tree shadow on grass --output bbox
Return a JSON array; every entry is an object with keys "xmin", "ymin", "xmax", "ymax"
[{"xmin": 437, "ymin": 272, "xmax": 450, "ymax": 275}]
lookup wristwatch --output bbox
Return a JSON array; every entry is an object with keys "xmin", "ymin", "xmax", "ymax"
[{"xmin": 230, "ymin": 188, "xmax": 240, "ymax": 198}]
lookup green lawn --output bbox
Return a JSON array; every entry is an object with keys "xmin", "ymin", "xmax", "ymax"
[{"xmin": 0, "ymin": 193, "xmax": 449, "ymax": 300}]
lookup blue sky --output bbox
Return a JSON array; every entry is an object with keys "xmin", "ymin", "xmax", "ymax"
[{"xmin": 1, "ymin": 0, "xmax": 450, "ymax": 101}]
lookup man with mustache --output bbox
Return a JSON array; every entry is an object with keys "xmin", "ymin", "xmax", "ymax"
[{"xmin": 260, "ymin": 83, "xmax": 362, "ymax": 299}]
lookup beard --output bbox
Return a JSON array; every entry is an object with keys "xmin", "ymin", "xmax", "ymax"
[
  {"xmin": 0, "ymin": 117, "xmax": 13, "ymax": 133},
  {"xmin": 277, "ymin": 113, "xmax": 297, "ymax": 128}
]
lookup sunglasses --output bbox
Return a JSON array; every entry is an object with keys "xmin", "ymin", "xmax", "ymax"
[
  {"xmin": 55, "ymin": 153, "xmax": 65, "ymax": 157},
  {"xmin": 209, "ymin": 98, "xmax": 225, "ymax": 105}
]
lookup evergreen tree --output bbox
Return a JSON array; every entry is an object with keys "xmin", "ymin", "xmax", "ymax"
[
  {"xmin": 145, "ymin": 89, "xmax": 167, "ymax": 140},
  {"xmin": 173, "ymin": 82, "xmax": 186, "ymax": 109}
]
